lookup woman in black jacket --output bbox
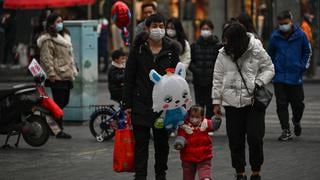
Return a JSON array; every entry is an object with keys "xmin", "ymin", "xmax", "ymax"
[
  {"xmin": 189, "ymin": 20, "xmax": 222, "ymax": 119},
  {"xmin": 123, "ymin": 13, "xmax": 180, "ymax": 180}
]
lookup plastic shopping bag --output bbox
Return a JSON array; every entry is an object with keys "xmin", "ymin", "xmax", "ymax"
[
  {"xmin": 113, "ymin": 115, "xmax": 135, "ymax": 172},
  {"xmin": 41, "ymin": 97, "xmax": 64, "ymax": 119}
]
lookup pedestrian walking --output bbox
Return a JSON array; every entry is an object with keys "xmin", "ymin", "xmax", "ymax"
[
  {"xmin": 135, "ymin": 1, "xmax": 157, "ymax": 36},
  {"xmin": 37, "ymin": 12, "xmax": 78, "ymax": 139},
  {"xmin": 268, "ymin": 10, "xmax": 312, "ymax": 141},
  {"xmin": 108, "ymin": 49, "xmax": 126, "ymax": 103},
  {"xmin": 123, "ymin": 13, "xmax": 180, "ymax": 180},
  {"xmin": 166, "ymin": 17, "xmax": 191, "ymax": 69},
  {"xmin": 97, "ymin": 17, "xmax": 109, "ymax": 73},
  {"xmin": 174, "ymin": 105, "xmax": 215, "ymax": 180},
  {"xmin": 189, "ymin": 20, "xmax": 222, "ymax": 119},
  {"xmin": 212, "ymin": 22, "xmax": 274, "ymax": 180},
  {"xmin": 300, "ymin": 12, "xmax": 315, "ymax": 78}
]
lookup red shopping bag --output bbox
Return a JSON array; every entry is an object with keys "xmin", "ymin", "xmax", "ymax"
[
  {"xmin": 41, "ymin": 97, "xmax": 64, "ymax": 119},
  {"xmin": 113, "ymin": 115, "xmax": 135, "ymax": 172}
]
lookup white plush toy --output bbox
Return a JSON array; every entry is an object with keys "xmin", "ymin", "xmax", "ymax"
[{"xmin": 149, "ymin": 62, "xmax": 192, "ymax": 130}]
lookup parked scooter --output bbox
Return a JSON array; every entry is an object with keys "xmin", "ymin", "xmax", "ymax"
[{"xmin": 0, "ymin": 74, "xmax": 62, "ymax": 148}]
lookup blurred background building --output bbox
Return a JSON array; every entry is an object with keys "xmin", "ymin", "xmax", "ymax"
[{"xmin": 0, "ymin": 0, "xmax": 319, "ymax": 73}]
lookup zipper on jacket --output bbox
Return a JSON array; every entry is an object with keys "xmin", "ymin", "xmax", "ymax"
[{"xmin": 153, "ymin": 55, "xmax": 157, "ymax": 63}]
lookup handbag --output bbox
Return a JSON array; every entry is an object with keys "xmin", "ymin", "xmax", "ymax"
[
  {"xmin": 113, "ymin": 115, "xmax": 135, "ymax": 172},
  {"xmin": 235, "ymin": 62, "xmax": 273, "ymax": 109}
]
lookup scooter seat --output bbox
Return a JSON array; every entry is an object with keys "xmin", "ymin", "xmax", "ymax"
[{"xmin": 0, "ymin": 84, "xmax": 36, "ymax": 100}]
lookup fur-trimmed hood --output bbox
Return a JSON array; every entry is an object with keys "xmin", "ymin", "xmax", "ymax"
[{"xmin": 37, "ymin": 33, "xmax": 72, "ymax": 49}]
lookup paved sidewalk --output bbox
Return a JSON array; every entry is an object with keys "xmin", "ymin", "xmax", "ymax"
[{"xmin": 0, "ymin": 122, "xmax": 319, "ymax": 180}]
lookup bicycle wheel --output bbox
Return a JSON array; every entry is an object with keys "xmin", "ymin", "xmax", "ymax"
[{"xmin": 89, "ymin": 108, "xmax": 116, "ymax": 142}]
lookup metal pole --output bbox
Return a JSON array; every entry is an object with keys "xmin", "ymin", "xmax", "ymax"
[
  {"xmin": 225, "ymin": 0, "xmax": 228, "ymax": 22},
  {"xmin": 87, "ymin": 4, "xmax": 92, "ymax": 19},
  {"xmin": 132, "ymin": 0, "xmax": 136, "ymax": 37}
]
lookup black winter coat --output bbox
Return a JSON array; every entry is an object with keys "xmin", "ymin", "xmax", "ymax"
[
  {"xmin": 124, "ymin": 33, "xmax": 180, "ymax": 127},
  {"xmin": 108, "ymin": 64, "xmax": 125, "ymax": 102},
  {"xmin": 189, "ymin": 36, "xmax": 222, "ymax": 86}
]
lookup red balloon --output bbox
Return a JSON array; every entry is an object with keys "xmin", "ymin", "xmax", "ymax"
[{"xmin": 111, "ymin": 1, "xmax": 131, "ymax": 29}]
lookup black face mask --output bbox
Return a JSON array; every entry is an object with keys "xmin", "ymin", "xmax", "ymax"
[{"xmin": 223, "ymin": 43, "xmax": 233, "ymax": 56}]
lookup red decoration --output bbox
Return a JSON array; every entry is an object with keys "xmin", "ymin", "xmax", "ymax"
[{"xmin": 111, "ymin": 1, "xmax": 132, "ymax": 46}]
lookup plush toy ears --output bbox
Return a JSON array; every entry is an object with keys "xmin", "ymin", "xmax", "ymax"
[
  {"xmin": 174, "ymin": 62, "xmax": 186, "ymax": 78},
  {"xmin": 149, "ymin": 69, "xmax": 162, "ymax": 84}
]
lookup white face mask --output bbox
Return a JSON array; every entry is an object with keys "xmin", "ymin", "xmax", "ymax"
[
  {"xmin": 149, "ymin": 28, "xmax": 165, "ymax": 41},
  {"xmin": 190, "ymin": 117, "xmax": 201, "ymax": 125},
  {"xmin": 166, "ymin": 29, "xmax": 176, "ymax": 38},
  {"xmin": 200, "ymin": 30, "xmax": 212, "ymax": 38},
  {"xmin": 279, "ymin": 23, "xmax": 292, "ymax": 32}
]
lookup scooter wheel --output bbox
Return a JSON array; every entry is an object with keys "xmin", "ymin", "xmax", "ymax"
[{"xmin": 22, "ymin": 115, "xmax": 49, "ymax": 147}]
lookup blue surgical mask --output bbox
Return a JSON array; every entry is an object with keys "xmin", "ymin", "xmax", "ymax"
[
  {"xmin": 279, "ymin": 23, "xmax": 291, "ymax": 32},
  {"xmin": 55, "ymin": 23, "xmax": 63, "ymax": 32}
]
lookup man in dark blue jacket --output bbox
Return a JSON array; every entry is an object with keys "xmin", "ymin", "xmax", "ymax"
[{"xmin": 268, "ymin": 10, "xmax": 311, "ymax": 141}]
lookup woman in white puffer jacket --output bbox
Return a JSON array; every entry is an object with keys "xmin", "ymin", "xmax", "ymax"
[{"xmin": 212, "ymin": 22, "xmax": 274, "ymax": 180}]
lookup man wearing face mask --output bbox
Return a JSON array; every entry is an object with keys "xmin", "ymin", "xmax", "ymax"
[
  {"xmin": 268, "ymin": 10, "xmax": 311, "ymax": 141},
  {"xmin": 135, "ymin": 1, "xmax": 157, "ymax": 36},
  {"xmin": 124, "ymin": 13, "xmax": 180, "ymax": 180},
  {"xmin": 189, "ymin": 20, "xmax": 222, "ymax": 119}
]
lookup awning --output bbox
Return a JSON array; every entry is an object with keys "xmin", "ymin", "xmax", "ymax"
[{"xmin": 3, "ymin": 0, "xmax": 96, "ymax": 9}]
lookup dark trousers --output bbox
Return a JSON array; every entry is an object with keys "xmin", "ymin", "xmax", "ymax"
[
  {"xmin": 224, "ymin": 106, "xmax": 265, "ymax": 173},
  {"xmin": 51, "ymin": 88, "xmax": 70, "ymax": 129},
  {"xmin": 273, "ymin": 83, "xmax": 305, "ymax": 130},
  {"xmin": 0, "ymin": 31, "xmax": 4, "ymax": 64},
  {"xmin": 132, "ymin": 125, "xmax": 169, "ymax": 179},
  {"xmin": 194, "ymin": 85, "xmax": 213, "ymax": 119}
]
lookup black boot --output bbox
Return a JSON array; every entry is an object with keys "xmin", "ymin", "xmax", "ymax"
[{"xmin": 56, "ymin": 131, "xmax": 72, "ymax": 139}]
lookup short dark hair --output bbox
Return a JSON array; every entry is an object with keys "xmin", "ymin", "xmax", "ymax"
[
  {"xmin": 141, "ymin": 2, "xmax": 157, "ymax": 12},
  {"xmin": 111, "ymin": 49, "xmax": 125, "ymax": 61},
  {"xmin": 189, "ymin": 105, "xmax": 204, "ymax": 117},
  {"xmin": 200, "ymin": 20, "xmax": 214, "ymax": 30},
  {"xmin": 277, "ymin": 10, "xmax": 293, "ymax": 20},
  {"xmin": 145, "ymin": 13, "xmax": 165, "ymax": 27}
]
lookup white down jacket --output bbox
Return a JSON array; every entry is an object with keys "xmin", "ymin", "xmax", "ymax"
[{"xmin": 212, "ymin": 34, "xmax": 275, "ymax": 107}]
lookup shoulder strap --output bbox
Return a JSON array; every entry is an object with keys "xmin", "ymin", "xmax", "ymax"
[{"xmin": 235, "ymin": 62, "xmax": 252, "ymax": 96}]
